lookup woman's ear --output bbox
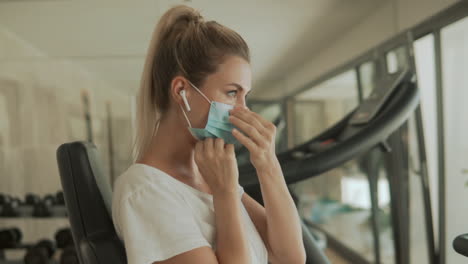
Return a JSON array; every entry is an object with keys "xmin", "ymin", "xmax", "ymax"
[{"xmin": 171, "ymin": 76, "xmax": 187, "ymax": 105}]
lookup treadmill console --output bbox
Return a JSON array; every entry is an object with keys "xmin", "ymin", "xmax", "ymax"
[{"xmin": 350, "ymin": 68, "xmax": 412, "ymax": 125}]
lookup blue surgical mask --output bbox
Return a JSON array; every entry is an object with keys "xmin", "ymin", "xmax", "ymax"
[{"xmin": 179, "ymin": 81, "xmax": 242, "ymax": 146}]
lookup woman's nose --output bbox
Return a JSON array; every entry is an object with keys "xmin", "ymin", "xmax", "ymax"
[{"xmin": 236, "ymin": 97, "xmax": 247, "ymax": 108}]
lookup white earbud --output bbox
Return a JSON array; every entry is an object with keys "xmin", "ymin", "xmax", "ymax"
[{"xmin": 180, "ymin": 90, "xmax": 191, "ymax": 112}]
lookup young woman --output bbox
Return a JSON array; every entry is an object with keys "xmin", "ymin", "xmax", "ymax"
[{"xmin": 111, "ymin": 5, "xmax": 306, "ymax": 264}]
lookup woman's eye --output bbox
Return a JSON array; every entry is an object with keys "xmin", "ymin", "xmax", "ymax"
[{"xmin": 227, "ymin": 90, "xmax": 238, "ymax": 97}]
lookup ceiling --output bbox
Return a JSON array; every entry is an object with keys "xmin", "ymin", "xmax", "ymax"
[{"xmin": 0, "ymin": 0, "xmax": 384, "ymax": 98}]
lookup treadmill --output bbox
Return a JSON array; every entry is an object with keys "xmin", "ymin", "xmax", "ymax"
[{"xmin": 238, "ymin": 67, "xmax": 420, "ymax": 264}]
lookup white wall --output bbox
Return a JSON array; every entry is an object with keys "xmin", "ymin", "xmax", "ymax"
[
  {"xmin": 0, "ymin": 25, "xmax": 135, "ymax": 253},
  {"xmin": 0, "ymin": 25, "xmax": 133, "ymax": 197}
]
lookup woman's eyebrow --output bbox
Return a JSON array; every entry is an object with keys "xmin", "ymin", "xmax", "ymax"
[{"xmin": 225, "ymin": 83, "xmax": 251, "ymax": 94}]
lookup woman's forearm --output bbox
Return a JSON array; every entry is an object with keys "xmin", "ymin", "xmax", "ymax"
[
  {"xmin": 213, "ymin": 191, "xmax": 250, "ymax": 264},
  {"xmin": 257, "ymin": 160, "xmax": 306, "ymax": 264},
  {"xmin": 227, "ymin": 106, "xmax": 305, "ymax": 263}
]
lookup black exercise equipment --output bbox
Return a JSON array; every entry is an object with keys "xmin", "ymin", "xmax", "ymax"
[
  {"xmin": 24, "ymin": 239, "xmax": 55, "ymax": 264},
  {"xmin": 453, "ymin": 234, "xmax": 468, "ymax": 258},
  {"xmin": 43, "ymin": 194, "xmax": 57, "ymax": 206},
  {"xmin": 55, "ymin": 228, "xmax": 74, "ymax": 249},
  {"xmin": 302, "ymin": 221, "xmax": 330, "ymax": 264},
  {"xmin": 32, "ymin": 199, "xmax": 52, "ymax": 218},
  {"xmin": 0, "ymin": 194, "xmax": 6, "ymax": 205},
  {"xmin": 25, "ymin": 193, "xmax": 41, "ymax": 206},
  {"xmin": 0, "ymin": 228, "xmax": 22, "ymax": 249},
  {"xmin": 239, "ymin": 68, "xmax": 418, "ymax": 187},
  {"xmin": 0, "ymin": 193, "xmax": 67, "ymax": 218},
  {"xmin": 60, "ymin": 245, "xmax": 79, "ymax": 264},
  {"xmin": 0, "ymin": 227, "xmax": 22, "ymax": 261},
  {"xmin": 55, "ymin": 228, "xmax": 78, "ymax": 264},
  {"xmin": 0, "ymin": 198, "xmax": 20, "ymax": 217},
  {"xmin": 56, "ymin": 191, "xmax": 65, "ymax": 206},
  {"xmin": 56, "ymin": 141, "xmax": 126, "ymax": 264},
  {"xmin": 11, "ymin": 197, "xmax": 22, "ymax": 206}
]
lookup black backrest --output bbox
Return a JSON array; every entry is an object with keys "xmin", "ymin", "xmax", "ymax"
[{"xmin": 56, "ymin": 141, "xmax": 127, "ymax": 264}]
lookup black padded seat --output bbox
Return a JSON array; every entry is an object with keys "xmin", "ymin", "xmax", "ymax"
[{"xmin": 56, "ymin": 141, "xmax": 127, "ymax": 264}]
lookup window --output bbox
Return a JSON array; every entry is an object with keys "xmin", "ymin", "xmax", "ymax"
[
  {"xmin": 441, "ymin": 16, "xmax": 468, "ymax": 264},
  {"xmin": 386, "ymin": 46, "xmax": 408, "ymax": 74},
  {"xmin": 293, "ymin": 70, "xmax": 359, "ymax": 146},
  {"xmin": 358, "ymin": 61, "xmax": 377, "ymax": 100}
]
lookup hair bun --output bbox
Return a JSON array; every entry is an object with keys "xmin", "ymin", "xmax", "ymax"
[{"xmin": 190, "ymin": 12, "xmax": 204, "ymax": 24}]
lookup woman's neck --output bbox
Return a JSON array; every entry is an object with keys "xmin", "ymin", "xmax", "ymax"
[{"xmin": 138, "ymin": 112, "xmax": 199, "ymax": 181}]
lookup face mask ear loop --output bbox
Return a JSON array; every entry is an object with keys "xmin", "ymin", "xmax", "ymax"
[
  {"xmin": 179, "ymin": 104, "xmax": 193, "ymax": 128},
  {"xmin": 188, "ymin": 81, "xmax": 212, "ymax": 105}
]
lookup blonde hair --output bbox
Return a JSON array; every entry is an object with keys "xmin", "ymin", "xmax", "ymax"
[{"xmin": 133, "ymin": 5, "xmax": 250, "ymax": 162}]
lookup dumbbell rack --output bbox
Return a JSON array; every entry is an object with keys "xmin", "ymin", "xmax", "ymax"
[
  {"xmin": 1, "ymin": 199, "xmax": 70, "ymax": 263},
  {"xmin": 0, "ymin": 256, "xmax": 22, "ymax": 263},
  {"xmin": 0, "ymin": 220, "xmax": 70, "ymax": 263},
  {"xmin": 0, "ymin": 205, "xmax": 68, "ymax": 218},
  {"xmin": 1, "ymin": 245, "xmax": 73, "ymax": 264},
  {"xmin": 1, "ymin": 227, "xmax": 77, "ymax": 264}
]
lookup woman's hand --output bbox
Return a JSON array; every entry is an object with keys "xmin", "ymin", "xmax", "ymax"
[
  {"xmin": 194, "ymin": 138, "xmax": 239, "ymax": 196},
  {"xmin": 229, "ymin": 106, "xmax": 278, "ymax": 171}
]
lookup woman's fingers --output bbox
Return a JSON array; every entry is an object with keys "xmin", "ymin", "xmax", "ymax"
[
  {"xmin": 229, "ymin": 115, "xmax": 265, "ymax": 147},
  {"xmin": 250, "ymin": 110, "xmax": 273, "ymax": 129},
  {"xmin": 205, "ymin": 137, "xmax": 214, "ymax": 149},
  {"xmin": 230, "ymin": 107, "xmax": 276, "ymax": 142},
  {"xmin": 214, "ymin": 138, "xmax": 225, "ymax": 154},
  {"xmin": 232, "ymin": 128, "xmax": 257, "ymax": 152},
  {"xmin": 225, "ymin": 143, "xmax": 235, "ymax": 155},
  {"xmin": 230, "ymin": 108, "xmax": 268, "ymax": 137}
]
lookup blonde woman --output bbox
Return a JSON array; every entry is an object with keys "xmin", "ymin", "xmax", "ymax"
[{"xmin": 111, "ymin": 5, "xmax": 306, "ymax": 264}]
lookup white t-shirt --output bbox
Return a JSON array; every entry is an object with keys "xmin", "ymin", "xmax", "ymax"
[{"xmin": 112, "ymin": 163, "xmax": 269, "ymax": 264}]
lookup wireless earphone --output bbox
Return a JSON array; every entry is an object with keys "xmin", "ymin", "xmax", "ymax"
[{"xmin": 180, "ymin": 90, "xmax": 191, "ymax": 112}]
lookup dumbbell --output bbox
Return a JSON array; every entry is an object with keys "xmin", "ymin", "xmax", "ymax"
[
  {"xmin": 32, "ymin": 198, "xmax": 52, "ymax": 218},
  {"xmin": 12, "ymin": 196, "xmax": 23, "ymax": 206},
  {"xmin": 25, "ymin": 193, "xmax": 41, "ymax": 206},
  {"xmin": 24, "ymin": 239, "xmax": 55, "ymax": 264},
  {"xmin": 55, "ymin": 228, "xmax": 78, "ymax": 264},
  {"xmin": 0, "ymin": 193, "xmax": 5, "ymax": 205},
  {"xmin": 0, "ymin": 228, "xmax": 22, "ymax": 248},
  {"xmin": 60, "ymin": 245, "xmax": 79, "ymax": 264},
  {"xmin": 43, "ymin": 194, "xmax": 57, "ymax": 206},
  {"xmin": 56, "ymin": 191, "xmax": 65, "ymax": 206},
  {"xmin": 54, "ymin": 228, "xmax": 73, "ymax": 249},
  {"xmin": 0, "ymin": 227, "xmax": 22, "ymax": 260},
  {"xmin": 0, "ymin": 198, "xmax": 20, "ymax": 217}
]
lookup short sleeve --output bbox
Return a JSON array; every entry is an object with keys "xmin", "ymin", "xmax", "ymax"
[
  {"xmin": 116, "ymin": 184, "xmax": 210, "ymax": 264},
  {"xmin": 238, "ymin": 184, "xmax": 245, "ymax": 197}
]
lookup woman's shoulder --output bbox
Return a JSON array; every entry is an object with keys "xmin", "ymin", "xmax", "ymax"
[
  {"xmin": 110, "ymin": 164, "xmax": 196, "ymax": 240},
  {"xmin": 112, "ymin": 163, "xmax": 175, "ymax": 205}
]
